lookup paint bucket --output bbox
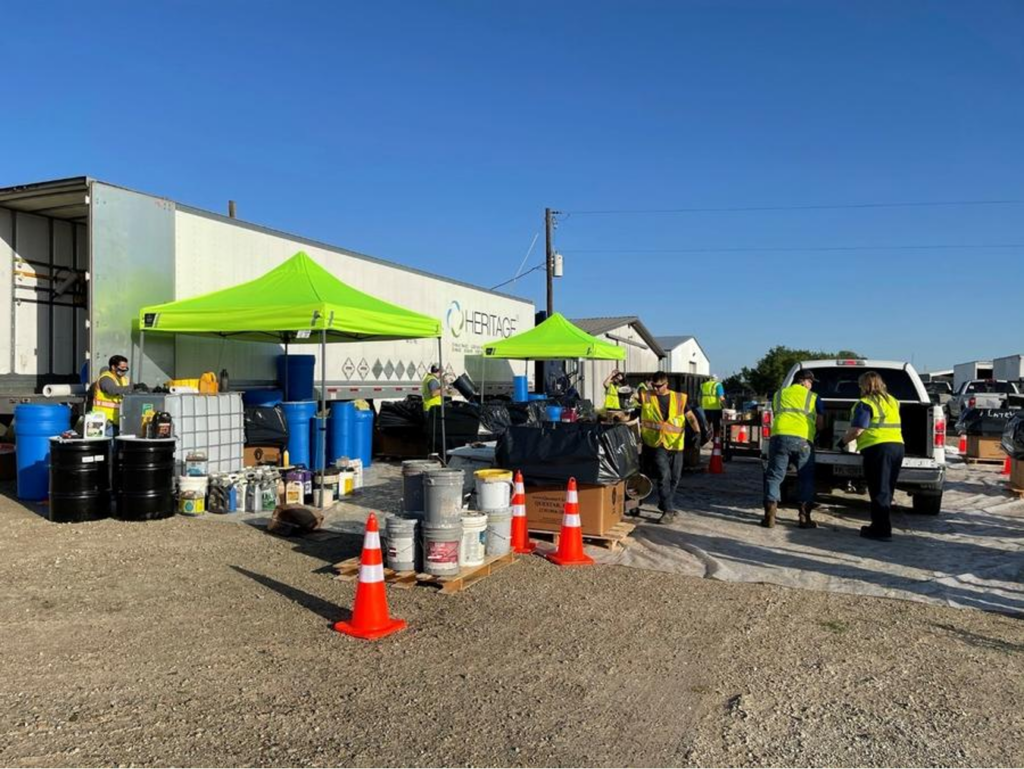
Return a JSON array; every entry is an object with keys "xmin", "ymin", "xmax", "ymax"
[
  {"xmin": 422, "ymin": 522, "xmax": 462, "ymax": 577},
  {"xmin": 474, "ymin": 468, "xmax": 513, "ymax": 511},
  {"xmin": 459, "ymin": 513, "xmax": 488, "ymax": 568},
  {"xmin": 178, "ymin": 491, "xmax": 205, "ymax": 515},
  {"xmin": 401, "ymin": 459, "xmax": 442, "ymax": 513},
  {"xmin": 485, "ymin": 507, "xmax": 513, "ymax": 557},
  {"xmin": 179, "ymin": 475, "xmax": 208, "ymax": 498},
  {"xmin": 423, "ymin": 468, "xmax": 465, "ymax": 525},
  {"xmin": 385, "ymin": 515, "xmax": 418, "ymax": 573},
  {"xmin": 545, "ymin": 405, "xmax": 563, "ymax": 422},
  {"xmin": 313, "ymin": 470, "xmax": 338, "ymax": 507}
]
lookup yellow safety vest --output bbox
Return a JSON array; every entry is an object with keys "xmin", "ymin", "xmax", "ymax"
[
  {"xmin": 604, "ymin": 383, "xmax": 620, "ymax": 410},
  {"xmin": 772, "ymin": 385, "xmax": 818, "ymax": 441},
  {"xmin": 91, "ymin": 370, "xmax": 128, "ymax": 425},
  {"xmin": 852, "ymin": 394, "xmax": 904, "ymax": 451},
  {"xmin": 421, "ymin": 374, "xmax": 442, "ymax": 411},
  {"xmin": 640, "ymin": 391, "xmax": 688, "ymax": 451},
  {"xmin": 701, "ymin": 380, "xmax": 722, "ymax": 411}
]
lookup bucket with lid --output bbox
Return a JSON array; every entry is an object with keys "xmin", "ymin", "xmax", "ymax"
[
  {"xmin": 473, "ymin": 468, "xmax": 513, "ymax": 511},
  {"xmin": 485, "ymin": 507, "xmax": 513, "ymax": 557},
  {"xmin": 459, "ymin": 512, "xmax": 488, "ymax": 568},
  {"xmin": 423, "ymin": 468, "xmax": 465, "ymax": 525},
  {"xmin": 401, "ymin": 459, "xmax": 442, "ymax": 513},
  {"xmin": 178, "ymin": 490, "xmax": 205, "ymax": 515},
  {"xmin": 422, "ymin": 521, "xmax": 462, "ymax": 577},
  {"xmin": 385, "ymin": 515, "xmax": 418, "ymax": 573}
]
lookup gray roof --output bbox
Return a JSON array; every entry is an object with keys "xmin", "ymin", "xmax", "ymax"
[
  {"xmin": 570, "ymin": 316, "xmax": 665, "ymax": 357},
  {"xmin": 656, "ymin": 335, "xmax": 695, "ymax": 350}
]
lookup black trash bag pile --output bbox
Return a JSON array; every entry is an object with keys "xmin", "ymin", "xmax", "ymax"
[
  {"xmin": 496, "ymin": 422, "xmax": 640, "ymax": 486},
  {"xmin": 425, "ymin": 400, "xmax": 482, "ymax": 453},
  {"xmin": 479, "ymin": 403, "xmax": 512, "ymax": 436},
  {"xmin": 244, "ymin": 405, "xmax": 289, "ymax": 447},
  {"xmin": 956, "ymin": 407, "xmax": 1017, "ymax": 437},
  {"xmin": 1001, "ymin": 412, "xmax": 1024, "ymax": 460},
  {"xmin": 378, "ymin": 398, "xmax": 426, "ymax": 431},
  {"xmin": 506, "ymin": 402, "xmax": 540, "ymax": 427}
]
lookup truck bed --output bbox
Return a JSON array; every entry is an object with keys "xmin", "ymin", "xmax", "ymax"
[{"xmin": 816, "ymin": 400, "xmax": 930, "ymax": 457}]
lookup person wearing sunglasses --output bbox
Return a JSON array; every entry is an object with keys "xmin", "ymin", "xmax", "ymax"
[
  {"xmin": 90, "ymin": 355, "xmax": 131, "ymax": 435},
  {"xmin": 638, "ymin": 372, "xmax": 702, "ymax": 524}
]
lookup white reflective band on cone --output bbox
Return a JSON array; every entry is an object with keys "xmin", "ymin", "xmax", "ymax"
[
  {"xmin": 364, "ymin": 531, "xmax": 381, "ymax": 550},
  {"xmin": 515, "ymin": 483, "xmax": 525, "ymax": 495},
  {"xmin": 566, "ymin": 490, "xmax": 578, "ymax": 504},
  {"xmin": 360, "ymin": 563, "xmax": 385, "ymax": 583},
  {"xmin": 564, "ymin": 514, "xmax": 582, "ymax": 528},
  {"xmin": 513, "ymin": 505, "xmax": 526, "ymax": 517}
]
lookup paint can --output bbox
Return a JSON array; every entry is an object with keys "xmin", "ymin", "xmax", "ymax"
[
  {"xmin": 473, "ymin": 468, "xmax": 513, "ymax": 511},
  {"xmin": 423, "ymin": 468, "xmax": 465, "ymax": 526},
  {"xmin": 485, "ymin": 507, "xmax": 513, "ymax": 557},
  {"xmin": 459, "ymin": 513, "xmax": 488, "ymax": 568},
  {"xmin": 422, "ymin": 521, "xmax": 462, "ymax": 577},
  {"xmin": 385, "ymin": 515, "xmax": 418, "ymax": 573},
  {"xmin": 401, "ymin": 459, "xmax": 442, "ymax": 513}
]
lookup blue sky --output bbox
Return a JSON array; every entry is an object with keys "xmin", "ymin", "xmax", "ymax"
[{"xmin": 5, "ymin": 1, "xmax": 1024, "ymax": 375}]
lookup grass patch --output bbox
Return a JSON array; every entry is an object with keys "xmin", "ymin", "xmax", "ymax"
[{"xmin": 818, "ymin": 619, "xmax": 850, "ymax": 634}]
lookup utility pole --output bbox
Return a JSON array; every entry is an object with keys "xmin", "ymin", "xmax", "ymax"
[{"xmin": 545, "ymin": 207, "xmax": 554, "ymax": 317}]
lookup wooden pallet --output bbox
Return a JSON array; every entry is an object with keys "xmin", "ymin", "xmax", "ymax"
[
  {"xmin": 528, "ymin": 521, "xmax": 636, "ymax": 551},
  {"xmin": 964, "ymin": 456, "xmax": 1007, "ymax": 465},
  {"xmin": 1006, "ymin": 485, "xmax": 1024, "ymax": 499},
  {"xmin": 333, "ymin": 551, "xmax": 517, "ymax": 594}
]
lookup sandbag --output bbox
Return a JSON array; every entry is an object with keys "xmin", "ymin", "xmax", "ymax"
[
  {"xmin": 496, "ymin": 422, "xmax": 641, "ymax": 486},
  {"xmin": 244, "ymin": 405, "xmax": 289, "ymax": 447},
  {"xmin": 1001, "ymin": 412, "xmax": 1024, "ymax": 460},
  {"xmin": 267, "ymin": 505, "xmax": 324, "ymax": 537}
]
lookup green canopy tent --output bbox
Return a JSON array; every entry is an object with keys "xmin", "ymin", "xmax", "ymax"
[
  {"xmin": 137, "ymin": 251, "xmax": 445, "ymax": 489},
  {"xmin": 480, "ymin": 312, "xmax": 624, "ymax": 399}
]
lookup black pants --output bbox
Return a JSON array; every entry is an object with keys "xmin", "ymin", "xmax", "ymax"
[
  {"xmin": 862, "ymin": 442, "xmax": 904, "ymax": 535},
  {"xmin": 651, "ymin": 446, "xmax": 684, "ymax": 513}
]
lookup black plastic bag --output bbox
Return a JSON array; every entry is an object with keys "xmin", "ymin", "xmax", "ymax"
[
  {"xmin": 688, "ymin": 406, "xmax": 712, "ymax": 447},
  {"xmin": 496, "ymin": 422, "xmax": 640, "ymax": 486},
  {"xmin": 506, "ymin": 403, "xmax": 539, "ymax": 427},
  {"xmin": 479, "ymin": 403, "xmax": 512, "ymax": 436},
  {"xmin": 378, "ymin": 398, "xmax": 426, "ymax": 431},
  {"xmin": 1001, "ymin": 412, "xmax": 1024, "ymax": 460},
  {"xmin": 425, "ymin": 401, "xmax": 482, "ymax": 453},
  {"xmin": 244, "ymin": 405, "xmax": 289, "ymax": 447},
  {"xmin": 956, "ymin": 407, "xmax": 1016, "ymax": 437}
]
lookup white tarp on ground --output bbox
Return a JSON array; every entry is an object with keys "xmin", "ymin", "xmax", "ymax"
[{"xmin": 599, "ymin": 458, "xmax": 1024, "ymax": 616}]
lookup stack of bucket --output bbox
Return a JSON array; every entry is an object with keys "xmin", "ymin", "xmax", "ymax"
[
  {"xmin": 384, "ymin": 459, "xmax": 443, "ymax": 574},
  {"xmin": 178, "ymin": 451, "xmax": 208, "ymax": 515},
  {"xmin": 422, "ymin": 468, "xmax": 465, "ymax": 577},
  {"xmin": 474, "ymin": 469, "xmax": 514, "ymax": 559}
]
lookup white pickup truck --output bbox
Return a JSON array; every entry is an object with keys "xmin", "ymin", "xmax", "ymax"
[
  {"xmin": 762, "ymin": 359, "xmax": 946, "ymax": 515},
  {"xmin": 946, "ymin": 379, "xmax": 1023, "ymax": 423}
]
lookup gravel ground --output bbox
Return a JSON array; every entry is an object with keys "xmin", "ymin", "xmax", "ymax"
[{"xmin": 0, "ymin": 476, "xmax": 1022, "ymax": 767}]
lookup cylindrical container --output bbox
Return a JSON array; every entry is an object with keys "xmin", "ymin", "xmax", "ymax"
[
  {"xmin": 179, "ymin": 475, "xmax": 208, "ymax": 498},
  {"xmin": 452, "ymin": 373, "xmax": 478, "ymax": 401},
  {"xmin": 178, "ymin": 491, "xmax": 205, "ymax": 515},
  {"xmin": 545, "ymin": 405, "xmax": 563, "ymax": 422},
  {"xmin": 353, "ymin": 408, "xmax": 374, "ymax": 469},
  {"xmin": 281, "ymin": 401, "xmax": 317, "ymax": 469},
  {"xmin": 474, "ymin": 468, "xmax": 513, "ymax": 511},
  {"xmin": 422, "ymin": 522, "xmax": 462, "ymax": 577},
  {"xmin": 459, "ymin": 513, "xmax": 487, "ymax": 568},
  {"xmin": 47, "ymin": 437, "xmax": 111, "ymax": 523},
  {"xmin": 242, "ymin": 389, "xmax": 283, "ymax": 407},
  {"xmin": 401, "ymin": 459, "xmax": 441, "ymax": 513},
  {"xmin": 423, "ymin": 468, "xmax": 465, "ymax": 525},
  {"xmin": 114, "ymin": 437, "xmax": 176, "ymax": 520},
  {"xmin": 513, "ymin": 375, "xmax": 529, "ymax": 403},
  {"xmin": 562, "ymin": 407, "xmax": 578, "ymax": 423},
  {"xmin": 14, "ymin": 404, "xmax": 72, "ymax": 501},
  {"xmin": 385, "ymin": 515, "xmax": 418, "ymax": 572},
  {"xmin": 277, "ymin": 354, "xmax": 317, "ymax": 401},
  {"xmin": 207, "ymin": 476, "xmax": 230, "ymax": 513},
  {"xmin": 185, "ymin": 451, "xmax": 208, "ymax": 477},
  {"xmin": 328, "ymin": 401, "xmax": 356, "ymax": 466},
  {"xmin": 313, "ymin": 469, "xmax": 338, "ymax": 507},
  {"xmin": 485, "ymin": 507, "xmax": 513, "ymax": 557}
]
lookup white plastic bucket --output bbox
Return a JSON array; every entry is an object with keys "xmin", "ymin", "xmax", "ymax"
[
  {"xmin": 459, "ymin": 513, "xmax": 488, "ymax": 567},
  {"xmin": 485, "ymin": 507, "xmax": 513, "ymax": 557},
  {"xmin": 179, "ymin": 475, "xmax": 208, "ymax": 496},
  {"xmin": 474, "ymin": 469, "xmax": 513, "ymax": 511},
  {"xmin": 386, "ymin": 515, "xmax": 418, "ymax": 572}
]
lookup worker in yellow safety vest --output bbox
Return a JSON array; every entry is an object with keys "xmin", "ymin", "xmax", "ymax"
[
  {"xmin": 840, "ymin": 371, "xmax": 905, "ymax": 542},
  {"xmin": 421, "ymin": 365, "xmax": 445, "ymax": 412},
  {"xmin": 90, "ymin": 355, "xmax": 131, "ymax": 435},
  {"xmin": 700, "ymin": 375, "xmax": 725, "ymax": 436},
  {"xmin": 762, "ymin": 369, "xmax": 824, "ymax": 529},
  {"xmin": 603, "ymin": 369, "xmax": 626, "ymax": 410},
  {"xmin": 639, "ymin": 372, "xmax": 702, "ymax": 525}
]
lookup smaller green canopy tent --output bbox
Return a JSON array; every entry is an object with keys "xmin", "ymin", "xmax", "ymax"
[{"xmin": 481, "ymin": 313, "xmax": 625, "ymax": 360}]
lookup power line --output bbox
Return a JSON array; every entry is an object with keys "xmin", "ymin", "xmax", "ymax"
[
  {"xmin": 566, "ymin": 243, "xmax": 1024, "ymax": 254},
  {"xmin": 490, "ymin": 261, "xmax": 545, "ymax": 291},
  {"xmin": 562, "ymin": 199, "xmax": 1024, "ymax": 216}
]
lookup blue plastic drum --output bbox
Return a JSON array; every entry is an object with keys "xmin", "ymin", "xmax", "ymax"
[
  {"xmin": 328, "ymin": 401, "xmax": 356, "ymax": 464},
  {"xmin": 281, "ymin": 401, "xmax": 317, "ymax": 469},
  {"xmin": 15, "ymin": 404, "xmax": 72, "ymax": 501},
  {"xmin": 242, "ymin": 389, "xmax": 283, "ymax": 407},
  {"xmin": 353, "ymin": 408, "xmax": 374, "ymax": 469},
  {"xmin": 277, "ymin": 355, "xmax": 316, "ymax": 401}
]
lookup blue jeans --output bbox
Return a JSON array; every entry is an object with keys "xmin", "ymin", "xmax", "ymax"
[{"xmin": 763, "ymin": 435, "xmax": 815, "ymax": 505}]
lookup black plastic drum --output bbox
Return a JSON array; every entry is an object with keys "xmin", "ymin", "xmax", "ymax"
[
  {"xmin": 48, "ymin": 437, "xmax": 112, "ymax": 523},
  {"xmin": 114, "ymin": 437, "xmax": 176, "ymax": 520}
]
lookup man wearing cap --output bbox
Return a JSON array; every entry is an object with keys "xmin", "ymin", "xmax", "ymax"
[
  {"xmin": 421, "ymin": 364, "xmax": 445, "ymax": 413},
  {"xmin": 762, "ymin": 369, "xmax": 825, "ymax": 529}
]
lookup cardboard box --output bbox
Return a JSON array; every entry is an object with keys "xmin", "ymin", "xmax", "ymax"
[
  {"xmin": 966, "ymin": 435, "xmax": 1004, "ymax": 460},
  {"xmin": 1011, "ymin": 458, "xmax": 1024, "ymax": 491},
  {"xmin": 245, "ymin": 445, "xmax": 282, "ymax": 467},
  {"xmin": 525, "ymin": 481, "xmax": 624, "ymax": 536}
]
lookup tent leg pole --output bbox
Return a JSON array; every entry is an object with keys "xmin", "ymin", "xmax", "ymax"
[
  {"xmin": 438, "ymin": 337, "xmax": 446, "ymax": 462},
  {"xmin": 284, "ymin": 336, "xmax": 289, "ymax": 402},
  {"xmin": 138, "ymin": 331, "xmax": 145, "ymax": 388},
  {"xmin": 319, "ymin": 329, "xmax": 327, "ymax": 506}
]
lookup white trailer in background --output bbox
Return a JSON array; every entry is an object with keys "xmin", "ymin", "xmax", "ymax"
[
  {"xmin": 953, "ymin": 361, "xmax": 994, "ymax": 391},
  {"xmin": 993, "ymin": 354, "xmax": 1024, "ymax": 383},
  {"xmin": 0, "ymin": 177, "xmax": 534, "ymax": 412}
]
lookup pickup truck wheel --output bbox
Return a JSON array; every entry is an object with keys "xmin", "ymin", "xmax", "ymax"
[{"xmin": 912, "ymin": 492, "xmax": 943, "ymax": 515}]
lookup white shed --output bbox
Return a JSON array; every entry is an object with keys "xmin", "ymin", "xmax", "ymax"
[
  {"xmin": 570, "ymin": 316, "xmax": 664, "ymax": 406},
  {"xmin": 656, "ymin": 335, "xmax": 711, "ymax": 376}
]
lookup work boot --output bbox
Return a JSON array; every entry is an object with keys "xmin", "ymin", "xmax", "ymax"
[
  {"xmin": 659, "ymin": 511, "xmax": 679, "ymax": 525},
  {"xmin": 760, "ymin": 501, "xmax": 777, "ymax": 528},
  {"xmin": 798, "ymin": 503, "xmax": 817, "ymax": 529}
]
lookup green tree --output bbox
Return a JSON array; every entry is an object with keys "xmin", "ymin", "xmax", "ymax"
[{"xmin": 739, "ymin": 345, "xmax": 862, "ymax": 396}]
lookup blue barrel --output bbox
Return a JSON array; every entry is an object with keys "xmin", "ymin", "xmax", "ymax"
[
  {"xmin": 243, "ymin": 389, "xmax": 283, "ymax": 407},
  {"xmin": 546, "ymin": 405, "xmax": 563, "ymax": 422},
  {"xmin": 528, "ymin": 393, "xmax": 546, "ymax": 402},
  {"xmin": 513, "ymin": 375, "xmax": 529, "ymax": 403},
  {"xmin": 277, "ymin": 355, "xmax": 316, "ymax": 401},
  {"xmin": 281, "ymin": 401, "xmax": 317, "ymax": 469},
  {"xmin": 353, "ymin": 408, "xmax": 374, "ymax": 469},
  {"xmin": 15, "ymin": 404, "xmax": 72, "ymax": 501},
  {"xmin": 328, "ymin": 401, "xmax": 356, "ymax": 464}
]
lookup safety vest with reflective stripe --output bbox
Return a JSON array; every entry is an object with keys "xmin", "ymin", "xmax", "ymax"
[
  {"xmin": 772, "ymin": 385, "xmax": 818, "ymax": 441},
  {"xmin": 91, "ymin": 370, "xmax": 128, "ymax": 424},
  {"xmin": 852, "ymin": 394, "xmax": 904, "ymax": 451},
  {"xmin": 701, "ymin": 380, "xmax": 722, "ymax": 411},
  {"xmin": 421, "ymin": 374, "xmax": 442, "ymax": 411},
  {"xmin": 604, "ymin": 384, "xmax": 620, "ymax": 410},
  {"xmin": 640, "ymin": 390, "xmax": 688, "ymax": 451}
]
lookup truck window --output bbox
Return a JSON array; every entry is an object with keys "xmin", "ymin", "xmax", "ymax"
[
  {"xmin": 806, "ymin": 368, "xmax": 919, "ymax": 401},
  {"xmin": 966, "ymin": 381, "xmax": 1017, "ymax": 394}
]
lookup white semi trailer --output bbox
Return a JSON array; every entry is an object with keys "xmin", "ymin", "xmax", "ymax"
[{"xmin": 0, "ymin": 177, "xmax": 534, "ymax": 412}]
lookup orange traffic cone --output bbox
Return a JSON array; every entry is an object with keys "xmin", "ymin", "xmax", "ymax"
[
  {"xmin": 545, "ymin": 477, "xmax": 594, "ymax": 567},
  {"xmin": 334, "ymin": 512, "xmax": 407, "ymax": 640},
  {"xmin": 708, "ymin": 435, "xmax": 724, "ymax": 474},
  {"xmin": 958, "ymin": 433, "xmax": 967, "ymax": 455},
  {"xmin": 510, "ymin": 470, "xmax": 535, "ymax": 554},
  {"xmin": 1002, "ymin": 455, "xmax": 1012, "ymax": 476}
]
